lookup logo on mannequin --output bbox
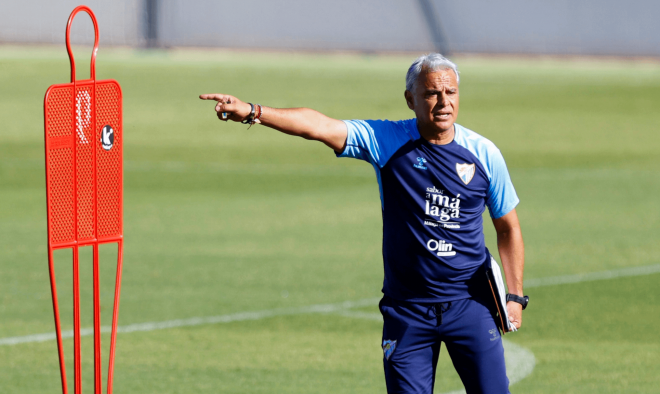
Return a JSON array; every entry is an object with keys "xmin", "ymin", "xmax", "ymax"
[{"xmin": 101, "ymin": 125, "xmax": 114, "ymax": 151}]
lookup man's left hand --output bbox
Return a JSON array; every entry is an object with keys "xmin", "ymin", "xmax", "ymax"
[{"xmin": 506, "ymin": 301, "xmax": 522, "ymax": 330}]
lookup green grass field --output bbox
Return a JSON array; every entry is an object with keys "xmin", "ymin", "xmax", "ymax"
[{"xmin": 1, "ymin": 45, "xmax": 659, "ymax": 393}]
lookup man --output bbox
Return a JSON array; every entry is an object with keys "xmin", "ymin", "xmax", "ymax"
[{"xmin": 200, "ymin": 53, "xmax": 526, "ymax": 394}]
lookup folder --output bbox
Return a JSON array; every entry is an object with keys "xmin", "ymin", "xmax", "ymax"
[{"xmin": 485, "ymin": 255, "xmax": 517, "ymax": 334}]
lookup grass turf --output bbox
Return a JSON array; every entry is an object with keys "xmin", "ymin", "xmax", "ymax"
[{"xmin": 0, "ymin": 46, "xmax": 659, "ymax": 393}]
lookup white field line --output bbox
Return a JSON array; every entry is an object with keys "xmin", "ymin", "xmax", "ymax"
[
  {"xmin": 1, "ymin": 263, "xmax": 658, "ymax": 347},
  {"xmin": 0, "ymin": 158, "xmax": 372, "ymax": 178},
  {"xmin": 0, "ymin": 298, "xmax": 379, "ymax": 346},
  {"xmin": 524, "ymin": 264, "xmax": 660, "ymax": 288},
  {"xmin": 9, "ymin": 158, "xmax": 660, "ymax": 179},
  {"xmin": 6, "ymin": 158, "xmax": 660, "ymax": 179}
]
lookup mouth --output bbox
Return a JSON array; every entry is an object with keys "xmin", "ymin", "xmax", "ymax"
[{"xmin": 435, "ymin": 113, "xmax": 452, "ymax": 120}]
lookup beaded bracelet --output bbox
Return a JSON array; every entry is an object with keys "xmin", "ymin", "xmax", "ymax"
[{"xmin": 254, "ymin": 104, "xmax": 262, "ymax": 124}]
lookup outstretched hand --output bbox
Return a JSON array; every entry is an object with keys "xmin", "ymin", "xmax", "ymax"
[
  {"xmin": 200, "ymin": 93, "xmax": 348, "ymax": 152},
  {"xmin": 199, "ymin": 94, "xmax": 252, "ymax": 122}
]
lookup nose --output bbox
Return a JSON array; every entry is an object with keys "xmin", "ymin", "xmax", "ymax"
[{"xmin": 437, "ymin": 91, "xmax": 450, "ymax": 108}]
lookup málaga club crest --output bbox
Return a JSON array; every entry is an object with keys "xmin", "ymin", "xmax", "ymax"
[{"xmin": 456, "ymin": 163, "xmax": 475, "ymax": 185}]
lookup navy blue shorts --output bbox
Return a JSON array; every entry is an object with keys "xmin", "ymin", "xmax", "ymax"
[{"xmin": 379, "ymin": 295, "xmax": 510, "ymax": 394}]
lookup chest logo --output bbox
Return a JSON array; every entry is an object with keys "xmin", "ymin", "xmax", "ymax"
[
  {"xmin": 456, "ymin": 163, "xmax": 475, "ymax": 185},
  {"xmin": 414, "ymin": 157, "xmax": 428, "ymax": 170}
]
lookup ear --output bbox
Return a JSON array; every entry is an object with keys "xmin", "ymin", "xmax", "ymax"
[{"xmin": 404, "ymin": 90, "xmax": 414, "ymax": 110}]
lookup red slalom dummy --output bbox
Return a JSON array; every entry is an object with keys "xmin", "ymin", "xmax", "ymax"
[{"xmin": 43, "ymin": 6, "xmax": 124, "ymax": 394}]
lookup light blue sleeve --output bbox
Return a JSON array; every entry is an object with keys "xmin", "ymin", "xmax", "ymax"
[
  {"xmin": 485, "ymin": 149, "xmax": 519, "ymax": 219},
  {"xmin": 336, "ymin": 119, "xmax": 417, "ymax": 168}
]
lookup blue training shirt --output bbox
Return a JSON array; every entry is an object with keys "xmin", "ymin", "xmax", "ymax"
[{"xmin": 337, "ymin": 119, "xmax": 519, "ymax": 303}]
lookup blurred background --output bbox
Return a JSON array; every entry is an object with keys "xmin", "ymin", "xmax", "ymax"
[
  {"xmin": 1, "ymin": 1, "xmax": 659, "ymax": 394},
  {"xmin": 2, "ymin": 0, "xmax": 660, "ymax": 56}
]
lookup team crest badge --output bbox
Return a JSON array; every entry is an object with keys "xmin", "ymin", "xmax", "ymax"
[
  {"xmin": 382, "ymin": 339, "xmax": 397, "ymax": 360},
  {"xmin": 456, "ymin": 163, "xmax": 475, "ymax": 185}
]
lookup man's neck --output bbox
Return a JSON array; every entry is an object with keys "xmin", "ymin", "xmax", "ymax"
[{"xmin": 419, "ymin": 123, "xmax": 455, "ymax": 145}]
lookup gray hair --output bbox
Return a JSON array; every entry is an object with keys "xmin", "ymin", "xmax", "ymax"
[{"xmin": 405, "ymin": 53, "xmax": 460, "ymax": 92}]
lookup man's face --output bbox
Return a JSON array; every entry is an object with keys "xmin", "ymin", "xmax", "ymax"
[{"xmin": 405, "ymin": 69, "xmax": 459, "ymax": 134}]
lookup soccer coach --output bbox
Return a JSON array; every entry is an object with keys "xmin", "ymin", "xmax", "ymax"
[{"xmin": 200, "ymin": 53, "xmax": 526, "ymax": 394}]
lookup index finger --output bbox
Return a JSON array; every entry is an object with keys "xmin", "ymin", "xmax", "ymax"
[{"xmin": 199, "ymin": 94, "xmax": 227, "ymax": 101}]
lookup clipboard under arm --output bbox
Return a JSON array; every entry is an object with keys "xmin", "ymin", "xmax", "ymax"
[{"xmin": 485, "ymin": 254, "xmax": 517, "ymax": 334}]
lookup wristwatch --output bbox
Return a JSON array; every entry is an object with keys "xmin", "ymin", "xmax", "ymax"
[{"xmin": 506, "ymin": 294, "xmax": 529, "ymax": 310}]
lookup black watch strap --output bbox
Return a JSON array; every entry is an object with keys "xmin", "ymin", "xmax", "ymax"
[{"xmin": 506, "ymin": 294, "xmax": 529, "ymax": 310}]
